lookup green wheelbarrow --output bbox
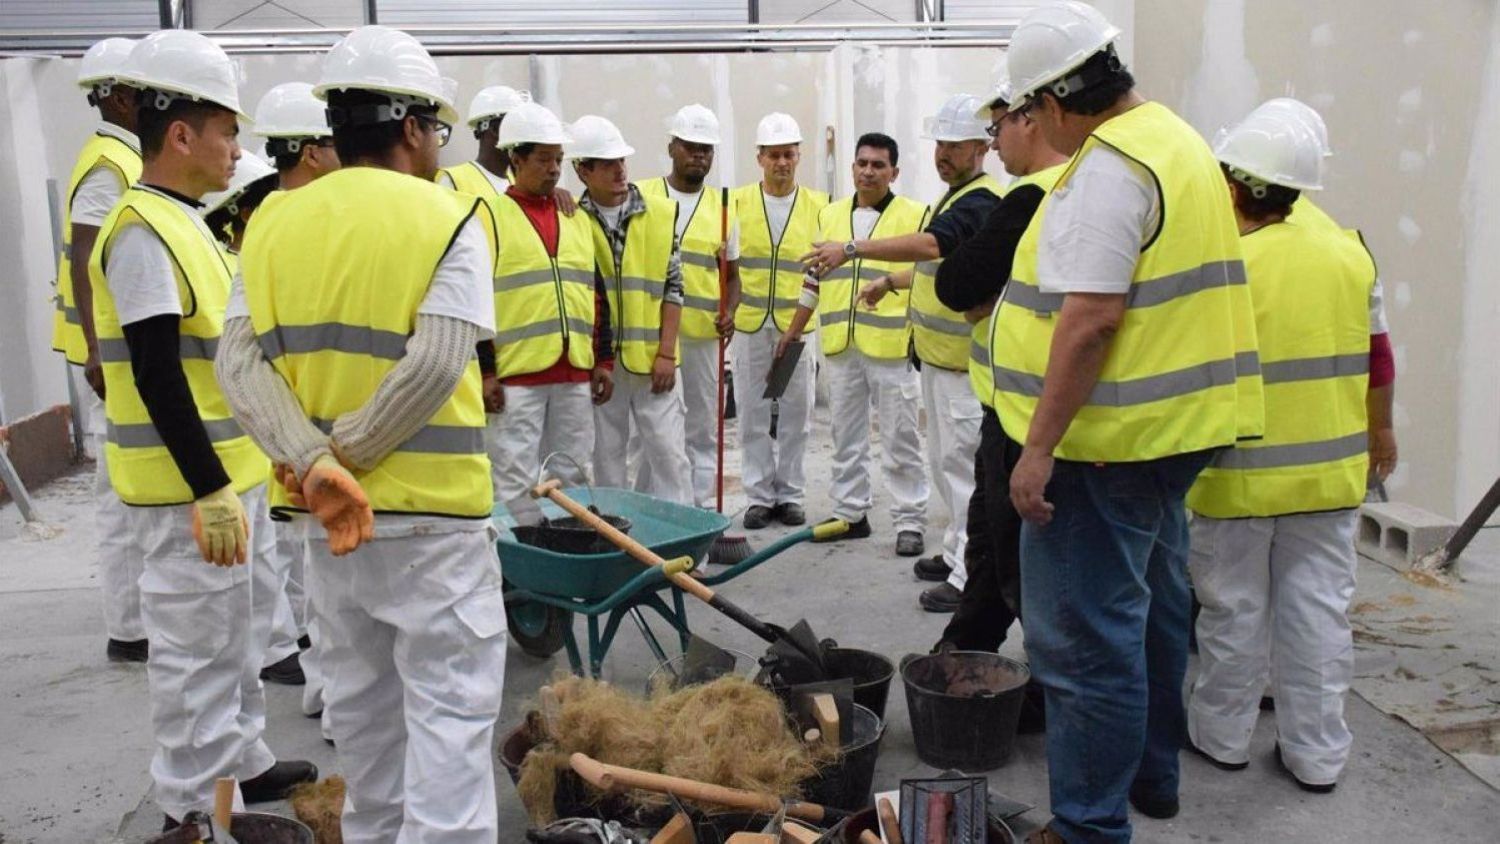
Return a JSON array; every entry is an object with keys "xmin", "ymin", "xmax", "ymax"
[{"xmin": 495, "ymin": 487, "xmax": 824, "ymax": 678}]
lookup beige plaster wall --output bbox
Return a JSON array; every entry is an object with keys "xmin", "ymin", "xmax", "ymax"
[{"xmin": 1132, "ymin": 0, "xmax": 1500, "ymax": 518}]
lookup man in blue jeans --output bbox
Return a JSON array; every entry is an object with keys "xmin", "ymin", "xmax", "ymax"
[{"xmin": 989, "ymin": 4, "xmax": 1262, "ymax": 842}]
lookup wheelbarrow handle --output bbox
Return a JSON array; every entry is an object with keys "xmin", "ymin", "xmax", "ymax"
[
  {"xmin": 530, "ymin": 481, "xmax": 780, "ymax": 645},
  {"xmin": 568, "ymin": 752, "xmax": 844, "ymax": 824}
]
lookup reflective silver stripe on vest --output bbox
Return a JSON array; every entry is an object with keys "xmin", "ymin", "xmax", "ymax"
[
  {"xmin": 1004, "ymin": 260, "xmax": 1249, "ymax": 314},
  {"xmin": 1236, "ymin": 351, "xmax": 1262, "ymax": 376},
  {"xmin": 681, "ymin": 251, "xmax": 719, "ymax": 270},
  {"xmin": 1213, "ymin": 431, "xmax": 1367, "ymax": 470},
  {"xmin": 494, "ymin": 268, "xmax": 557, "ymax": 292},
  {"xmin": 311, "ymin": 419, "xmax": 483, "ymax": 454},
  {"xmin": 910, "ymin": 309, "xmax": 969, "ymax": 337},
  {"xmin": 558, "ymin": 268, "xmax": 596, "ymax": 287},
  {"xmin": 106, "ymin": 417, "xmax": 245, "ymax": 448},
  {"xmin": 994, "ymin": 356, "xmax": 1238, "ymax": 407},
  {"xmin": 822, "ymin": 267, "xmax": 854, "ymax": 282},
  {"xmin": 971, "ymin": 339, "xmax": 990, "ymax": 367},
  {"xmin": 566, "ymin": 316, "xmax": 594, "ymax": 337},
  {"xmin": 740, "ymin": 293, "xmax": 770, "ymax": 309},
  {"xmin": 617, "ymin": 275, "xmax": 662, "ymax": 295},
  {"xmin": 495, "ymin": 320, "xmax": 562, "ymax": 344},
  {"xmin": 823, "ymin": 310, "xmax": 850, "ymax": 326},
  {"xmin": 740, "ymin": 256, "xmax": 804, "ymax": 274},
  {"xmin": 63, "ymin": 305, "xmax": 81, "ymax": 325},
  {"xmin": 99, "ymin": 335, "xmax": 221, "ymax": 363},
  {"xmin": 618, "ymin": 327, "xmax": 661, "ymax": 342},
  {"xmin": 1261, "ymin": 352, "xmax": 1367, "ymax": 384},
  {"xmin": 681, "ymin": 293, "xmax": 719, "ymax": 313},
  {"xmin": 914, "ymin": 260, "xmax": 939, "ymax": 277},
  {"xmin": 855, "ymin": 311, "xmax": 906, "ymax": 330},
  {"xmin": 257, "ymin": 323, "xmax": 408, "ymax": 361}
]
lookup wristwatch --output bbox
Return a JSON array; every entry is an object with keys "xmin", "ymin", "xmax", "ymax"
[{"xmin": 843, "ymin": 240, "xmax": 858, "ymax": 259}]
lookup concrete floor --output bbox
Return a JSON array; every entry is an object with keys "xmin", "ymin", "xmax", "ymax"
[{"xmin": 3, "ymin": 416, "xmax": 1499, "ymax": 842}]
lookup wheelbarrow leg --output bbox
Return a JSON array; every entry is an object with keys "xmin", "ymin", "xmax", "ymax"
[
  {"xmin": 671, "ymin": 586, "xmax": 691, "ymax": 652},
  {"xmin": 628, "ymin": 607, "xmax": 671, "ymax": 667},
  {"xmin": 586, "ymin": 614, "xmax": 605, "ymax": 679},
  {"xmin": 562, "ymin": 624, "xmax": 585, "ymax": 677}
]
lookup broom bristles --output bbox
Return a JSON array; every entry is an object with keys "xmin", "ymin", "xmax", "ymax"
[{"xmin": 707, "ymin": 533, "xmax": 754, "ymax": 566}]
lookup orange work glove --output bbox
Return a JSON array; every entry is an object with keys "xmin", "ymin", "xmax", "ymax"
[{"xmin": 302, "ymin": 454, "xmax": 374, "ymax": 556}]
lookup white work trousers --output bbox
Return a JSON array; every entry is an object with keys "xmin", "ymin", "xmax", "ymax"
[
  {"xmin": 731, "ymin": 326, "xmax": 815, "ymax": 508},
  {"xmin": 488, "ymin": 382, "xmax": 595, "ymax": 505},
  {"xmin": 920, "ymin": 365, "xmax": 982, "ymax": 589},
  {"xmin": 92, "ymin": 426, "xmax": 145, "ymax": 641},
  {"xmin": 276, "ymin": 520, "xmax": 326, "ymax": 718},
  {"xmin": 677, "ymin": 337, "xmax": 724, "ymax": 507},
  {"xmin": 135, "ymin": 485, "xmax": 277, "ymax": 820},
  {"xmin": 824, "ymin": 351, "xmax": 927, "ymax": 532},
  {"xmin": 312, "ymin": 528, "xmax": 508, "ymax": 844},
  {"xmin": 1187, "ymin": 509, "xmax": 1359, "ymax": 785},
  {"xmin": 594, "ymin": 369, "xmax": 693, "ymax": 505},
  {"xmin": 261, "ymin": 530, "xmax": 300, "ymax": 668}
]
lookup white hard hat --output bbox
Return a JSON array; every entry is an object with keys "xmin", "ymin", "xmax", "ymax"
[
  {"xmin": 568, "ymin": 115, "xmax": 634, "ymax": 160},
  {"xmin": 1256, "ymin": 97, "xmax": 1332, "ymax": 158},
  {"xmin": 923, "ymin": 94, "xmax": 991, "ymax": 142},
  {"xmin": 202, "ymin": 153, "xmax": 277, "ymax": 216},
  {"xmin": 1006, "ymin": 1, "xmax": 1123, "ymax": 109},
  {"xmin": 254, "ymin": 82, "xmax": 330, "ymax": 141},
  {"xmin": 668, "ymin": 104, "xmax": 722, "ymax": 145},
  {"xmin": 974, "ymin": 82, "xmax": 1014, "ymax": 118},
  {"xmin": 756, "ymin": 112, "xmax": 802, "ymax": 146},
  {"xmin": 1214, "ymin": 107, "xmax": 1326, "ymax": 194},
  {"xmin": 467, "ymin": 85, "xmax": 531, "ymax": 129},
  {"xmin": 313, "ymin": 26, "xmax": 459, "ymax": 126},
  {"xmin": 78, "ymin": 38, "xmax": 136, "ymax": 89},
  {"xmin": 120, "ymin": 30, "xmax": 248, "ymax": 121},
  {"xmin": 497, "ymin": 101, "xmax": 571, "ymax": 148}
]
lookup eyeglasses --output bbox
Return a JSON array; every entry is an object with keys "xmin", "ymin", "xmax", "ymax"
[{"xmin": 415, "ymin": 114, "xmax": 452, "ymax": 147}]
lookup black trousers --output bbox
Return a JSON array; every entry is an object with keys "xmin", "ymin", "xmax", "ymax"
[{"xmin": 938, "ymin": 409, "xmax": 1026, "ymax": 651}]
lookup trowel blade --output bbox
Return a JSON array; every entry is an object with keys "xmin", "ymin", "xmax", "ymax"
[{"xmin": 680, "ymin": 634, "xmax": 739, "ymax": 686}]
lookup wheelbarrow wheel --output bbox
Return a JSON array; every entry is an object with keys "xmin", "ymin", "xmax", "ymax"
[{"xmin": 508, "ymin": 600, "xmax": 570, "ymax": 660}]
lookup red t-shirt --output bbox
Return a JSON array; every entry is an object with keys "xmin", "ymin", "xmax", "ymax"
[{"xmin": 501, "ymin": 188, "xmax": 611, "ymax": 386}]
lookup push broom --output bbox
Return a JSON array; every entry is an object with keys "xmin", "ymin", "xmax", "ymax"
[{"xmin": 709, "ymin": 183, "xmax": 754, "ymax": 566}]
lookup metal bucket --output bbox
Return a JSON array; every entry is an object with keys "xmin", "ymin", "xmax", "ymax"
[{"xmin": 902, "ymin": 651, "xmax": 1029, "ymax": 771}]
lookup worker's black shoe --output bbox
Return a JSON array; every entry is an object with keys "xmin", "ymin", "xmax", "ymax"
[
  {"xmin": 913, "ymin": 554, "xmax": 951, "ymax": 582},
  {"xmin": 1186, "ymin": 737, "xmax": 1248, "ymax": 772},
  {"xmin": 1274, "ymin": 743, "xmax": 1336, "ymax": 793},
  {"xmin": 814, "ymin": 515, "xmax": 871, "ymax": 540},
  {"xmin": 1127, "ymin": 783, "xmax": 1179, "ymax": 819},
  {"xmin": 242, "ymin": 760, "xmax": 319, "ymax": 804},
  {"xmin": 919, "ymin": 582, "xmax": 961, "ymax": 613},
  {"xmin": 107, "ymin": 638, "xmax": 149, "ymax": 663},
  {"xmin": 895, "ymin": 530, "xmax": 924, "ymax": 557},
  {"xmin": 743, "ymin": 505, "xmax": 773, "ymax": 530},
  {"xmin": 1260, "ymin": 695, "xmax": 1276, "ymax": 711},
  {"xmin": 297, "ymin": 634, "xmax": 312, "ymax": 651},
  {"xmin": 773, "ymin": 502, "xmax": 806, "ymax": 526},
  {"xmin": 260, "ymin": 652, "xmax": 306, "ymax": 686},
  {"xmin": 163, "ymin": 814, "xmax": 179, "ymax": 832}
]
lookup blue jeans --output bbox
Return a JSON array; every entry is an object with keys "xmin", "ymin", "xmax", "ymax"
[{"xmin": 1020, "ymin": 449, "xmax": 1215, "ymax": 843}]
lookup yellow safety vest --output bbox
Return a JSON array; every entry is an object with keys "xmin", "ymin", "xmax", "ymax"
[
  {"xmin": 1286, "ymin": 194, "xmax": 1339, "ymax": 232},
  {"xmin": 490, "ymin": 194, "xmax": 598, "ymax": 378},
  {"xmin": 1188, "ymin": 221, "xmax": 1374, "ymax": 517},
  {"xmin": 437, "ymin": 160, "xmax": 504, "ymax": 202},
  {"xmin": 589, "ymin": 189, "xmax": 680, "ymax": 375},
  {"xmin": 911, "ymin": 173, "xmax": 1006, "ymax": 371},
  {"xmin": 640, "ymin": 177, "xmax": 725, "ymax": 339},
  {"xmin": 241, "ymin": 167, "xmax": 492, "ymax": 518},
  {"xmin": 972, "ymin": 164, "xmax": 1065, "ymax": 408},
  {"xmin": 816, "ymin": 194, "xmax": 926, "ymax": 359},
  {"xmin": 991, "ymin": 101, "xmax": 1262, "ymax": 462},
  {"xmin": 89, "ymin": 186, "xmax": 268, "ymax": 505},
  {"xmin": 54, "ymin": 132, "xmax": 142, "ymax": 364},
  {"xmin": 732, "ymin": 183, "xmax": 829, "ymax": 334}
]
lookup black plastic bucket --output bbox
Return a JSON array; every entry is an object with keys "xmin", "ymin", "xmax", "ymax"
[
  {"xmin": 146, "ymin": 813, "xmax": 314, "ymax": 844},
  {"xmin": 803, "ymin": 703, "xmax": 886, "ymax": 811},
  {"xmin": 513, "ymin": 514, "xmax": 632, "ymax": 555},
  {"xmin": 822, "ymin": 647, "xmax": 897, "ymax": 721},
  {"xmin": 498, "ymin": 720, "xmax": 664, "ymax": 826},
  {"xmin": 902, "ymin": 651, "xmax": 1029, "ymax": 771}
]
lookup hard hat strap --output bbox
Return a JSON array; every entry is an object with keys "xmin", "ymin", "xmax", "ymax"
[
  {"xmin": 265, "ymin": 137, "xmax": 308, "ymax": 156},
  {"xmin": 326, "ymin": 93, "xmax": 432, "ymax": 129},
  {"xmin": 1044, "ymin": 44, "xmax": 1123, "ymax": 100},
  {"xmin": 1228, "ymin": 167, "xmax": 1271, "ymax": 199}
]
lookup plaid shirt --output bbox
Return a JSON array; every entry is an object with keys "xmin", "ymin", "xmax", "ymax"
[{"xmin": 579, "ymin": 184, "xmax": 685, "ymax": 306}]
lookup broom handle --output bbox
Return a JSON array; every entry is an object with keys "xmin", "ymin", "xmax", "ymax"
[
  {"xmin": 569, "ymin": 753, "xmax": 834, "ymax": 823},
  {"xmin": 532, "ymin": 480, "xmax": 782, "ymax": 646},
  {"xmin": 716, "ymin": 186, "xmax": 729, "ymax": 515}
]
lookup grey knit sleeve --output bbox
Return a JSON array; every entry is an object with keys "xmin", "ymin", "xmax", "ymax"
[
  {"xmin": 330, "ymin": 313, "xmax": 478, "ymax": 472},
  {"xmin": 214, "ymin": 315, "xmax": 332, "ymax": 475}
]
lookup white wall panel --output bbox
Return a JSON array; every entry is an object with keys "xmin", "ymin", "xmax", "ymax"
[
  {"xmin": 194, "ymin": 0, "xmax": 365, "ymax": 30},
  {"xmin": 0, "ymin": 1, "xmax": 158, "ymax": 32},
  {"xmin": 377, "ymin": 1, "xmax": 746, "ymax": 26}
]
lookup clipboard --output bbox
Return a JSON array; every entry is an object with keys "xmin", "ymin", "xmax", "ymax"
[{"xmin": 763, "ymin": 340, "xmax": 805, "ymax": 399}]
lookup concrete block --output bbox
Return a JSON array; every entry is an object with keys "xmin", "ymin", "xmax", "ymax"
[
  {"xmin": 1357, "ymin": 501, "xmax": 1458, "ymax": 570},
  {"xmin": 0, "ymin": 404, "xmax": 77, "ymax": 504}
]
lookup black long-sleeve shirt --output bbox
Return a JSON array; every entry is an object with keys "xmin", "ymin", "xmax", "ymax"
[
  {"xmin": 934, "ymin": 183, "xmax": 1046, "ymax": 313},
  {"xmin": 123, "ymin": 314, "xmax": 231, "ymax": 499}
]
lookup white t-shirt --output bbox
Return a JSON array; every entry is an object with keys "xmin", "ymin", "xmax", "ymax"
[
  {"xmin": 593, "ymin": 200, "xmax": 627, "ymax": 233},
  {"xmin": 225, "ymin": 216, "xmax": 494, "ymax": 339},
  {"xmin": 436, "ymin": 163, "xmax": 509, "ymax": 196},
  {"xmin": 762, "ymin": 187, "xmax": 797, "ymax": 244},
  {"xmin": 71, "ymin": 123, "xmax": 141, "ymax": 227},
  {"xmin": 852, "ymin": 206, "xmax": 881, "ymax": 241},
  {"xmin": 1369, "ymin": 277, "xmax": 1389, "ymax": 335},
  {"xmin": 106, "ymin": 187, "xmax": 222, "ymax": 326},
  {"xmin": 1035, "ymin": 146, "xmax": 1161, "ymax": 296},
  {"xmin": 665, "ymin": 183, "xmax": 740, "ymax": 260}
]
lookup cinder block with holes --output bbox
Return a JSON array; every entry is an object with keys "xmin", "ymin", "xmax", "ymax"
[{"xmin": 1356, "ymin": 502, "xmax": 1457, "ymax": 570}]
